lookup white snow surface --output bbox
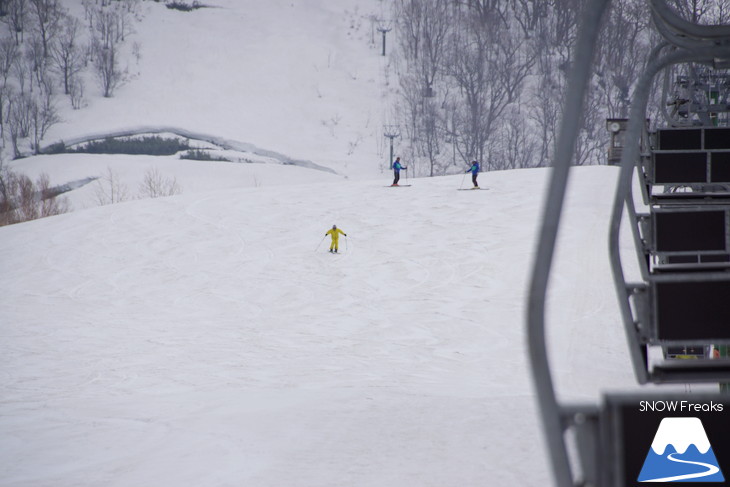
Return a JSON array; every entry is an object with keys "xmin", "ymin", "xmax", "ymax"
[
  {"xmin": 0, "ymin": 1, "xmax": 671, "ymax": 486},
  {"xmin": 1, "ymin": 166, "xmax": 645, "ymax": 486}
]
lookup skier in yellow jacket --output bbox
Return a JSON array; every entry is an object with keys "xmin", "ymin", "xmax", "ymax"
[{"xmin": 325, "ymin": 225, "xmax": 347, "ymax": 253}]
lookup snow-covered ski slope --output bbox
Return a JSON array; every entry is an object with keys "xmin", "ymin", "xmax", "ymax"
[{"xmin": 1, "ymin": 166, "xmax": 649, "ymax": 486}]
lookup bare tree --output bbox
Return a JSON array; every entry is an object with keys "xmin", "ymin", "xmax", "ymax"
[
  {"xmin": 2, "ymin": 0, "xmax": 28, "ymax": 45},
  {"xmin": 4, "ymin": 84, "xmax": 56, "ymax": 157},
  {"xmin": 10, "ymin": 44, "xmax": 28, "ymax": 93},
  {"xmin": 528, "ymin": 64, "xmax": 561, "ymax": 167},
  {"xmin": 139, "ymin": 167, "xmax": 181, "ymax": 198},
  {"xmin": 551, "ymin": 0, "xmax": 581, "ymax": 48},
  {"xmin": 36, "ymin": 171, "xmax": 68, "ymax": 217},
  {"xmin": 0, "ymin": 35, "xmax": 19, "ymax": 84},
  {"xmin": 50, "ymin": 14, "xmax": 85, "ymax": 95},
  {"xmin": 89, "ymin": 3, "xmax": 133, "ymax": 49},
  {"xmin": 92, "ymin": 37, "xmax": 124, "ymax": 97},
  {"xmin": 7, "ymin": 91, "xmax": 33, "ymax": 157},
  {"xmin": 668, "ymin": 0, "xmax": 727, "ymax": 24},
  {"xmin": 513, "ymin": 0, "xmax": 548, "ymax": 38},
  {"xmin": 68, "ymin": 74, "xmax": 84, "ymax": 109},
  {"xmin": 29, "ymin": 83, "xmax": 59, "ymax": 153},
  {"xmin": 396, "ymin": 70, "xmax": 425, "ymax": 172},
  {"xmin": 412, "ymin": 0, "xmax": 450, "ymax": 97},
  {"xmin": 94, "ymin": 166, "xmax": 129, "ymax": 205},
  {"xmin": 394, "ymin": 0, "xmax": 452, "ymax": 175},
  {"xmin": 0, "ymin": 169, "xmax": 68, "ymax": 225},
  {"xmin": 89, "ymin": 5, "xmax": 130, "ymax": 97},
  {"xmin": 518, "ymin": 0, "xmax": 582, "ymax": 168},
  {"xmin": 25, "ymin": 31, "xmax": 46, "ymax": 93},
  {"xmin": 597, "ymin": 0, "xmax": 651, "ymax": 118},
  {"xmin": 28, "ymin": 0, "xmax": 62, "ymax": 59},
  {"xmin": 417, "ymin": 98, "xmax": 443, "ymax": 176},
  {"xmin": 445, "ymin": 11, "xmax": 505, "ymax": 167},
  {"xmin": 113, "ymin": 1, "xmax": 137, "ymax": 42},
  {"xmin": 0, "ymin": 158, "xmax": 14, "ymax": 219},
  {"xmin": 0, "ymin": 83, "xmax": 12, "ymax": 142},
  {"xmin": 395, "ymin": 0, "xmax": 424, "ymax": 61},
  {"xmin": 14, "ymin": 171, "xmax": 37, "ymax": 221},
  {"xmin": 574, "ymin": 86, "xmax": 606, "ymax": 166},
  {"xmin": 494, "ymin": 107, "xmax": 537, "ymax": 170},
  {"xmin": 448, "ymin": 77, "xmax": 485, "ymax": 164}
]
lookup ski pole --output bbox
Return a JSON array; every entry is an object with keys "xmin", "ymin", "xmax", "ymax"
[
  {"xmin": 315, "ymin": 234, "xmax": 326, "ymax": 252},
  {"xmin": 459, "ymin": 171, "xmax": 467, "ymax": 189},
  {"xmin": 345, "ymin": 235, "xmax": 349, "ymax": 252}
]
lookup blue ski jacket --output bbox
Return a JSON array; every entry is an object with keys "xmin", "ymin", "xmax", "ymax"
[{"xmin": 467, "ymin": 162, "xmax": 480, "ymax": 174}]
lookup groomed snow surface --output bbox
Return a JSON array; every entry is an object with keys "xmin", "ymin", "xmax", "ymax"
[{"xmin": 1, "ymin": 166, "xmax": 645, "ymax": 486}]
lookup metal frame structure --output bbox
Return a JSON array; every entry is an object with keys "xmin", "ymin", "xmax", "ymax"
[
  {"xmin": 662, "ymin": 68, "xmax": 730, "ymax": 126},
  {"xmin": 526, "ymin": 1, "xmax": 730, "ymax": 485}
]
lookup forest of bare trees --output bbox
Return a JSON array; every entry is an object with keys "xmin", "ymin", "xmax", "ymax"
[
  {"xmin": 0, "ymin": 0, "xmax": 142, "ymax": 225},
  {"xmin": 387, "ymin": 0, "xmax": 729, "ymax": 177},
  {"xmin": 0, "ymin": 0, "xmax": 141, "ymax": 156}
]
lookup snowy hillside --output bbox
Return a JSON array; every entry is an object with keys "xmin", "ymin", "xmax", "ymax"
[
  {"xmin": 0, "ymin": 1, "xmax": 662, "ymax": 486},
  {"xmin": 41, "ymin": 0, "xmax": 391, "ymax": 181},
  {"xmin": 0, "ymin": 164, "xmax": 647, "ymax": 486}
]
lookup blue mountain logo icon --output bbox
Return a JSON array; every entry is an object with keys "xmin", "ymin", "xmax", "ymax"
[{"xmin": 638, "ymin": 417, "xmax": 725, "ymax": 482}]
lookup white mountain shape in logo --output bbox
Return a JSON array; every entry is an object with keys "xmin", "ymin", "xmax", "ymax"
[{"xmin": 650, "ymin": 417, "xmax": 711, "ymax": 455}]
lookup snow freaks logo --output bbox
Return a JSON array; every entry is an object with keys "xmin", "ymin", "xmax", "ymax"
[{"xmin": 638, "ymin": 417, "xmax": 725, "ymax": 482}]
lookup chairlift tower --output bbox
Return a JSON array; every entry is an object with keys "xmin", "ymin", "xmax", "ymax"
[
  {"xmin": 384, "ymin": 125, "xmax": 400, "ymax": 169},
  {"xmin": 376, "ymin": 19, "xmax": 392, "ymax": 56}
]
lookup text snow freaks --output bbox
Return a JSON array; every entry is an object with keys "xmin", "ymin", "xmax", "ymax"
[{"xmin": 640, "ymin": 401, "xmax": 724, "ymax": 413}]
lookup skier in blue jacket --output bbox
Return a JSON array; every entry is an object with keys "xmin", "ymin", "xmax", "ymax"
[
  {"xmin": 391, "ymin": 157, "xmax": 407, "ymax": 186},
  {"xmin": 466, "ymin": 160, "xmax": 480, "ymax": 189}
]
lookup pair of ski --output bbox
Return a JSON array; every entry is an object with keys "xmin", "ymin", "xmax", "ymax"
[{"xmin": 385, "ymin": 185, "xmax": 488, "ymax": 190}]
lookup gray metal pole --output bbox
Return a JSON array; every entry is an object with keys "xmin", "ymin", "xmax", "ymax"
[
  {"xmin": 650, "ymin": 0, "xmax": 730, "ymax": 41},
  {"xmin": 525, "ymin": 1, "xmax": 610, "ymax": 486},
  {"xmin": 377, "ymin": 28, "xmax": 391, "ymax": 56},
  {"xmin": 389, "ymin": 138, "xmax": 394, "ymax": 170},
  {"xmin": 385, "ymin": 130, "xmax": 399, "ymax": 169}
]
